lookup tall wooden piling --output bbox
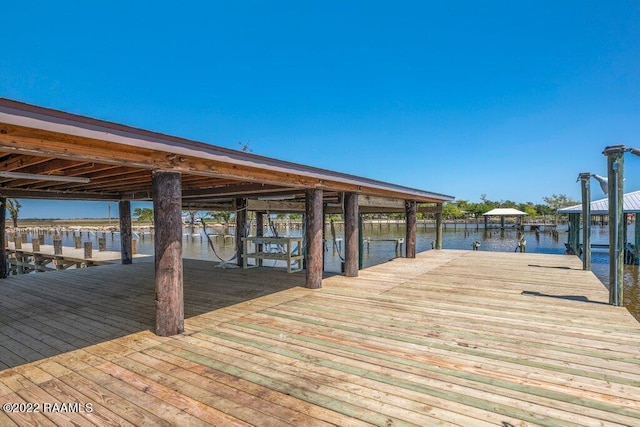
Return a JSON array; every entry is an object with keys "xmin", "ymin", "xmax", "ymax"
[
  {"xmin": 358, "ymin": 215, "xmax": 364, "ymax": 270},
  {"xmin": 84, "ymin": 242, "xmax": 92, "ymax": 259},
  {"xmin": 635, "ymin": 213, "xmax": 640, "ymax": 264},
  {"xmin": 53, "ymin": 238, "xmax": 63, "ymax": 255},
  {"xmin": 256, "ymin": 211, "xmax": 264, "ymax": 267},
  {"xmin": 235, "ymin": 198, "xmax": 247, "ymax": 267},
  {"xmin": 344, "ymin": 192, "xmax": 359, "ymax": 277},
  {"xmin": 605, "ymin": 147, "xmax": 625, "ymax": 306},
  {"xmin": 567, "ymin": 213, "xmax": 580, "ymax": 255},
  {"xmin": 435, "ymin": 205, "xmax": 443, "ymax": 250},
  {"xmin": 405, "ymin": 200, "xmax": 417, "ymax": 258},
  {"xmin": 119, "ymin": 200, "xmax": 133, "ymax": 264},
  {"xmin": 579, "ymin": 173, "xmax": 592, "ymax": 270},
  {"xmin": 0, "ymin": 198, "xmax": 6, "ymax": 279},
  {"xmin": 74, "ymin": 235, "xmax": 82, "ymax": 249},
  {"xmin": 32, "ymin": 238, "xmax": 40, "ymax": 252},
  {"xmin": 153, "ymin": 171, "xmax": 184, "ymax": 337},
  {"xmin": 305, "ymin": 188, "xmax": 323, "ymax": 289}
]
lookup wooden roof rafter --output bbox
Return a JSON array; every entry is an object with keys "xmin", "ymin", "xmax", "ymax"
[
  {"xmin": 0, "ymin": 158, "xmax": 119, "ymax": 189},
  {"xmin": 0, "ymin": 154, "xmax": 56, "ymax": 175}
]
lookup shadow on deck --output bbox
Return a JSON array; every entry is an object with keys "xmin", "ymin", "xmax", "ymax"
[{"xmin": 0, "ymin": 259, "xmax": 310, "ymax": 369}]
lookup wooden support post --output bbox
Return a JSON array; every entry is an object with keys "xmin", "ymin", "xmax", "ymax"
[
  {"xmin": 405, "ymin": 200, "xmax": 417, "ymax": 258},
  {"xmin": 567, "ymin": 213, "xmax": 580, "ymax": 255},
  {"xmin": 579, "ymin": 173, "xmax": 592, "ymax": 270},
  {"xmin": 32, "ymin": 238, "xmax": 40, "ymax": 252},
  {"xmin": 623, "ymin": 214, "xmax": 629, "ymax": 263},
  {"xmin": 98, "ymin": 237, "xmax": 106, "ymax": 251},
  {"xmin": 604, "ymin": 146, "xmax": 625, "ymax": 306},
  {"xmin": 74, "ymin": 235, "xmax": 82, "ymax": 249},
  {"xmin": 132, "ymin": 239, "xmax": 138, "ymax": 255},
  {"xmin": 0, "ymin": 197, "xmax": 6, "ymax": 279},
  {"xmin": 305, "ymin": 188, "xmax": 323, "ymax": 289},
  {"xmin": 635, "ymin": 213, "xmax": 640, "ymax": 264},
  {"xmin": 119, "ymin": 200, "xmax": 133, "ymax": 264},
  {"xmin": 344, "ymin": 192, "xmax": 359, "ymax": 277},
  {"xmin": 14, "ymin": 235, "xmax": 22, "ymax": 250},
  {"xmin": 322, "ymin": 206, "xmax": 327, "ymax": 272},
  {"xmin": 53, "ymin": 238, "xmax": 62, "ymax": 255},
  {"xmin": 18, "ymin": 254, "xmax": 26, "ymax": 274},
  {"xmin": 235, "ymin": 198, "xmax": 248, "ymax": 267},
  {"xmin": 256, "ymin": 212, "xmax": 264, "ymax": 267},
  {"xmin": 358, "ymin": 215, "xmax": 364, "ymax": 270},
  {"xmin": 84, "ymin": 242, "xmax": 93, "ymax": 259},
  {"xmin": 153, "ymin": 171, "xmax": 184, "ymax": 336},
  {"xmin": 435, "ymin": 205, "xmax": 443, "ymax": 250}
]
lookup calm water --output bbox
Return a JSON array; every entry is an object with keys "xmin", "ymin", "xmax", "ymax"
[{"xmin": 26, "ymin": 222, "xmax": 640, "ymax": 321}]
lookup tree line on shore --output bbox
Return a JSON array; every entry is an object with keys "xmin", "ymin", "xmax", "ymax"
[
  {"xmin": 2, "ymin": 194, "xmax": 579, "ymax": 227},
  {"xmin": 141, "ymin": 193, "xmax": 580, "ymax": 225},
  {"xmin": 440, "ymin": 193, "xmax": 578, "ymax": 220}
]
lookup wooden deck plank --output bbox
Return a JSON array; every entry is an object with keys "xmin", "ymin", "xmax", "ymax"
[
  {"xmin": 156, "ymin": 339, "xmax": 431, "ymax": 426},
  {"xmin": 78, "ymin": 365, "xmax": 216, "ymax": 427},
  {"xmin": 114, "ymin": 352, "xmax": 324, "ymax": 426},
  {"xmin": 186, "ymin": 328, "xmax": 512, "ymax": 426},
  {"xmin": 213, "ymin": 317, "xmax": 638, "ymax": 426},
  {"xmin": 38, "ymin": 378, "xmax": 137, "ymax": 427},
  {"xmin": 1, "ymin": 250, "xmax": 639, "ymax": 426},
  {"xmin": 15, "ymin": 384, "xmax": 96, "ymax": 427},
  {"xmin": 266, "ymin": 300, "xmax": 640, "ymax": 372},
  {"xmin": 96, "ymin": 361, "xmax": 252, "ymax": 426},
  {"xmin": 55, "ymin": 372, "xmax": 174, "ymax": 427},
  {"xmin": 140, "ymin": 346, "xmax": 373, "ymax": 427},
  {"xmin": 1, "ymin": 392, "xmax": 58, "ymax": 427}
]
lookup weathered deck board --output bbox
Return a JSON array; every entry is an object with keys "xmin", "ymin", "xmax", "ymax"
[
  {"xmin": 6, "ymin": 242, "xmax": 147, "ymax": 264},
  {"xmin": 1, "ymin": 250, "xmax": 640, "ymax": 426}
]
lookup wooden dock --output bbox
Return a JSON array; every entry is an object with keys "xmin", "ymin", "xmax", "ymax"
[
  {"xmin": 1, "ymin": 250, "xmax": 640, "ymax": 426},
  {"xmin": 5, "ymin": 242, "xmax": 147, "ymax": 273}
]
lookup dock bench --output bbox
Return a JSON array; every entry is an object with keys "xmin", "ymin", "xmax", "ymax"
[{"xmin": 241, "ymin": 236, "xmax": 304, "ymax": 273}]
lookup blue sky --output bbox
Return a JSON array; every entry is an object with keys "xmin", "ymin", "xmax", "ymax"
[{"xmin": 2, "ymin": 1, "xmax": 639, "ymax": 218}]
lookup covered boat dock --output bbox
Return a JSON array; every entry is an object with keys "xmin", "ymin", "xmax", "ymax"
[
  {"xmin": 559, "ymin": 190, "xmax": 640, "ymax": 261},
  {"xmin": 482, "ymin": 207, "xmax": 527, "ymax": 229},
  {"xmin": 0, "ymin": 98, "xmax": 453, "ymax": 336}
]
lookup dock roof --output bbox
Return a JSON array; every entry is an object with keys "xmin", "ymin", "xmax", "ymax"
[
  {"xmin": 482, "ymin": 208, "xmax": 528, "ymax": 216},
  {"xmin": 0, "ymin": 98, "xmax": 453, "ymax": 212},
  {"xmin": 558, "ymin": 190, "xmax": 640, "ymax": 214}
]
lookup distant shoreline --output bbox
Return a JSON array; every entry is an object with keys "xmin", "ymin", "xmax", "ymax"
[
  {"xmin": 4, "ymin": 218, "xmax": 150, "ymax": 228},
  {"xmin": 5, "ymin": 216, "xmax": 563, "ymax": 229}
]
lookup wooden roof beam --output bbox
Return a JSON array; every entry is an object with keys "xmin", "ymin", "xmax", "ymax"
[
  {"xmin": 0, "ymin": 159, "xmax": 96, "ymax": 186},
  {"xmin": 0, "ymin": 187, "xmax": 121, "ymax": 200},
  {"xmin": 6, "ymin": 158, "xmax": 91, "ymax": 175},
  {"xmin": 0, "ymin": 122, "xmax": 452, "ymax": 203},
  {"xmin": 182, "ymin": 183, "xmax": 300, "ymax": 199},
  {"xmin": 25, "ymin": 164, "xmax": 124, "ymax": 190}
]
